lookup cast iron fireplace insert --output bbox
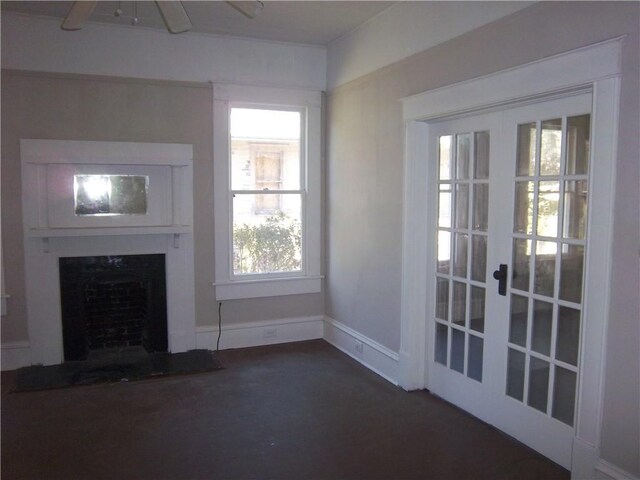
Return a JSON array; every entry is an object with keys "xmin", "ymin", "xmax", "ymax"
[{"xmin": 59, "ymin": 254, "xmax": 167, "ymax": 362}]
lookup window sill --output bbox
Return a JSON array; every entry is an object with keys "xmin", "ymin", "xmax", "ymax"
[{"xmin": 213, "ymin": 275, "xmax": 323, "ymax": 300}]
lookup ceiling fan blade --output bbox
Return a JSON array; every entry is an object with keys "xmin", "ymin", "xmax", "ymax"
[
  {"xmin": 226, "ymin": 1, "xmax": 264, "ymax": 19},
  {"xmin": 155, "ymin": 1, "xmax": 193, "ymax": 34},
  {"xmin": 61, "ymin": 1, "xmax": 97, "ymax": 31}
]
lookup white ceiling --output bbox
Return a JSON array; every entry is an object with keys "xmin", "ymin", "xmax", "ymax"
[{"xmin": 0, "ymin": 1, "xmax": 397, "ymax": 45}]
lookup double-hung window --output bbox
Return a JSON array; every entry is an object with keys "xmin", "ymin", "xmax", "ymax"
[{"xmin": 213, "ymin": 85, "xmax": 322, "ymax": 300}]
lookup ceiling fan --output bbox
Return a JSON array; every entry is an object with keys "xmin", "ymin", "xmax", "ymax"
[{"xmin": 61, "ymin": 1, "xmax": 265, "ymax": 35}]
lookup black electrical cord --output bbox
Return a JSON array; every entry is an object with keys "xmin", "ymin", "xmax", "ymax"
[{"xmin": 216, "ymin": 301, "xmax": 222, "ymax": 352}]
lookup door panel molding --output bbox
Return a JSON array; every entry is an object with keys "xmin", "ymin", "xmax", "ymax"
[{"xmin": 400, "ymin": 38, "xmax": 621, "ymax": 477}]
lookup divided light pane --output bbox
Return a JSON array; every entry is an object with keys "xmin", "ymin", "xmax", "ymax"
[
  {"xmin": 439, "ymin": 135, "xmax": 452, "ymax": 180},
  {"xmin": 514, "ymin": 181, "xmax": 534, "ymax": 234},
  {"xmin": 474, "ymin": 131, "xmax": 490, "ymax": 179},
  {"xmin": 563, "ymin": 180, "xmax": 588, "ymax": 240},
  {"xmin": 566, "ymin": 115, "xmax": 590, "ymax": 175},
  {"xmin": 451, "ymin": 328, "xmax": 465, "ymax": 374},
  {"xmin": 556, "ymin": 307, "xmax": 581, "ymax": 366},
  {"xmin": 468, "ymin": 335, "xmax": 483, "ymax": 382},
  {"xmin": 540, "ymin": 119, "xmax": 562, "ymax": 176},
  {"xmin": 531, "ymin": 300, "xmax": 553, "ymax": 356},
  {"xmin": 471, "ymin": 235, "xmax": 487, "ymax": 282},
  {"xmin": 473, "ymin": 184, "xmax": 489, "ymax": 231},
  {"xmin": 534, "ymin": 241, "xmax": 556, "ymax": 297},
  {"xmin": 512, "ymin": 239, "xmax": 531, "ymax": 292},
  {"xmin": 456, "ymin": 134, "xmax": 471, "ymax": 180},
  {"xmin": 435, "ymin": 323, "xmax": 448, "ymax": 366},
  {"xmin": 516, "ymin": 123, "xmax": 536, "ymax": 176},
  {"xmin": 506, "ymin": 348, "xmax": 526, "ymax": 401},
  {"xmin": 455, "ymin": 184, "xmax": 469, "ymax": 229},
  {"xmin": 453, "ymin": 233, "xmax": 468, "ymax": 278},
  {"xmin": 436, "ymin": 278, "xmax": 449, "ymax": 321},
  {"xmin": 528, "ymin": 357, "xmax": 550, "ymax": 413},
  {"xmin": 552, "ymin": 366, "xmax": 577, "ymax": 426},
  {"xmin": 509, "ymin": 294, "xmax": 528, "ymax": 347},
  {"xmin": 559, "ymin": 244, "xmax": 584, "ymax": 303}
]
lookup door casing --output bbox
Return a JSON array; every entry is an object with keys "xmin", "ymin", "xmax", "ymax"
[{"xmin": 399, "ymin": 38, "xmax": 622, "ymax": 477}]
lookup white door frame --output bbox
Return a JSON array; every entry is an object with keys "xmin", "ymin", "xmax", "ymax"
[{"xmin": 399, "ymin": 38, "xmax": 622, "ymax": 477}]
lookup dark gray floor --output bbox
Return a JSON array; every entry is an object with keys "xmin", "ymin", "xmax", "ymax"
[{"xmin": 1, "ymin": 340, "xmax": 568, "ymax": 480}]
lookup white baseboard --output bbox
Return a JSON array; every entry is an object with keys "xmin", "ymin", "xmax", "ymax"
[
  {"xmin": 196, "ymin": 315, "xmax": 324, "ymax": 351},
  {"xmin": 323, "ymin": 316, "xmax": 399, "ymax": 385},
  {"xmin": 596, "ymin": 460, "xmax": 640, "ymax": 480},
  {"xmin": 1, "ymin": 341, "xmax": 31, "ymax": 371},
  {"xmin": 572, "ymin": 437, "xmax": 639, "ymax": 480}
]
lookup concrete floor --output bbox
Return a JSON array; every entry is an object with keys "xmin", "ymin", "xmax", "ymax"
[{"xmin": 1, "ymin": 340, "xmax": 569, "ymax": 479}]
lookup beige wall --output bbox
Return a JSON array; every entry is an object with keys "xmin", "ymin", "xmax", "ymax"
[
  {"xmin": 326, "ymin": 2, "xmax": 639, "ymax": 474},
  {"xmin": 0, "ymin": 71, "xmax": 323, "ymax": 343}
]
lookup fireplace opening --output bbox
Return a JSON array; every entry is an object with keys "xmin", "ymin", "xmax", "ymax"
[{"xmin": 59, "ymin": 254, "xmax": 167, "ymax": 362}]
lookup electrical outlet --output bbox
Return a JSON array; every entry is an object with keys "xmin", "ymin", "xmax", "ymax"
[
  {"xmin": 264, "ymin": 328, "xmax": 277, "ymax": 339},
  {"xmin": 355, "ymin": 341, "xmax": 364, "ymax": 354}
]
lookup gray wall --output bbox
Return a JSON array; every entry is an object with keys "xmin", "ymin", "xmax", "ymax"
[
  {"xmin": 0, "ymin": 71, "xmax": 323, "ymax": 343},
  {"xmin": 326, "ymin": 2, "xmax": 639, "ymax": 475}
]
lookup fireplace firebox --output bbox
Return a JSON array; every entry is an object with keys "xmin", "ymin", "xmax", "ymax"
[{"xmin": 59, "ymin": 254, "xmax": 167, "ymax": 361}]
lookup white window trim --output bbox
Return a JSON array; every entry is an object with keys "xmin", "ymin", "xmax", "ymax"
[{"xmin": 213, "ymin": 84, "xmax": 322, "ymax": 300}]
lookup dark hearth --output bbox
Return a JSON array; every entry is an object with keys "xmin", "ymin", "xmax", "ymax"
[{"xmin": 59, "ymin": 254, "xmax": 167, "ymax": 361}]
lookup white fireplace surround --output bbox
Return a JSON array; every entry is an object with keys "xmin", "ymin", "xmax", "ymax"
[{"xmin": 21, "ymin": 139, "xmax": 195, "ymax": 366}]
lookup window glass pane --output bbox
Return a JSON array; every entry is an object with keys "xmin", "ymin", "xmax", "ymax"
[
  {"xmin": 528, "ymin": 357, "xmax": 550, "ymax": 413},
  {"xmin": 559, "ymin": 244, "xmax": 584, "ymax": 303},
  {"xmin": 455, "ymin": 133, "xmax": 471, "ymax": 180},
  {"xmin": 469, "ymin": 286, "xmax": 485, "ymax": 333},
  {"xmin": 438, "ymin": 184, "xmax": 452, "ymax": 228},
  {"xmin": 452, "ymin": 281, "xmax": 466, "ymax": 327},
  {"xmin": 532, "ymin": 300, "xmax": 553, "ymax": 356},
  {"xmin": 435, "ymin": 323, "xmax": 448, "ymax": 366},
  {"xmin": 470, "ymin": 235, "xmax": 487, "ymax": 282},
  {"xmin": 556, "ymin": 307, "xmax": 580, "ymax": 366},
  {"xmin": 455, "ymin": 184, "xmax": 469, "ymax": 229},
  {"xmin": 563, "ymin": 180, "xmax": 588, "ymax": 240},
  {"xmin": 437, "ymin": 231, "xmax": 451, "ymax": 274},
  {"xmin": 540, "ymin": 119, "xmax": 562, "ymax": 176},
  {"xmin": 473, "ymin": 183, "xmax": 489, "ymax": 231},
  {"xmin": 232, "ymin": 194, "xmax": 301, "ymax": 275},
  {"xmin": 534, "ymin": 241, "xmax": 556, "ymax": 297},
  {"xmin": 474, "ymin": 131, "xmax": 490, "ymax": 179},
  {"xmin": 552, "ymin": 367, "xmax": 577, "ymax": 426},
  {"xmin": 509, "ymin": 294, "xmax": 528, "ymax": 347},
  {"xmin": 506, "ymin": 348, "xmax": 526, "ymax": 401},
  {"xmin": 514, "ymin": 181, "xmax": 534, "ymax": 234},
  {"xmin": 451, "ymin": 328, "xmax": 465, "ymax": 374},
  {"xmin": 231, "ymin": 108, "xmax": 300, "ymax": 190},
  {"xmin": 468, "ymin": 335, "xmax": 483, "ymax": 382},
  {"xmin": 537, "ymin": 181, "xmax": 560, "ymax": 237},
  {"xmin": 439, "ymin": 135, "xmax": 452, "ymax": 180},
  {"xmin": 436, "ymin": 278, "xmax": 449, "ymax": 321},
  {"xmin": 452, "ymin": 233, "xmax": 468, "ymax": 278},
  {"xmin": 516, "ymin": 123, "xmax": 536, "ymax": 176},
  {"xmin": 566, "ymin": 115, "xmax": 590, "ymax": 175},
  {"xmin": 512, "ymin": 239, "xmax": 531, "ymax": 292},
  {"xmin": 74, "ymin": 175, "xmax": 148, "ymax": 216}
]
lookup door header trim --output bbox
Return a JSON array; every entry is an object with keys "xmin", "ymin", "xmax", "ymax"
[{"xmin": 401, "ymin": 37, "xmax": 623, "ymax": 122}]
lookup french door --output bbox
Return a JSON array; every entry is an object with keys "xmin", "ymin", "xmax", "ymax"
[{"xmin": 427, "ymin": 93, "xmax": 592, "ymax": 469}]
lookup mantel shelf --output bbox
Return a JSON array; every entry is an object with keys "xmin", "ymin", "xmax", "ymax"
[{"xmin": 26, "ymin": 226, "xmax": 192, "ymax": 238}]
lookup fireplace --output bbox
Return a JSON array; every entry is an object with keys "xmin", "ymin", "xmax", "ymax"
[
  {"xmin": 21, "ymin": 139, "xmax": 195, "ymax": 366},
  {"xmin": 60, "ymin": 254, "xmax": 167, "ymax": 361}
]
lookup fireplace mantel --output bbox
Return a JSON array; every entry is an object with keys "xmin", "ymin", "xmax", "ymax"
[{"xmin": 21, "ymin": 139, "xmax": 196, "ymax": 366}]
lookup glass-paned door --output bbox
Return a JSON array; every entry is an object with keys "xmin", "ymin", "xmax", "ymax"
[{"xmin": 427, "ymin": 93, "xmax": 592, "ymax": 469}]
